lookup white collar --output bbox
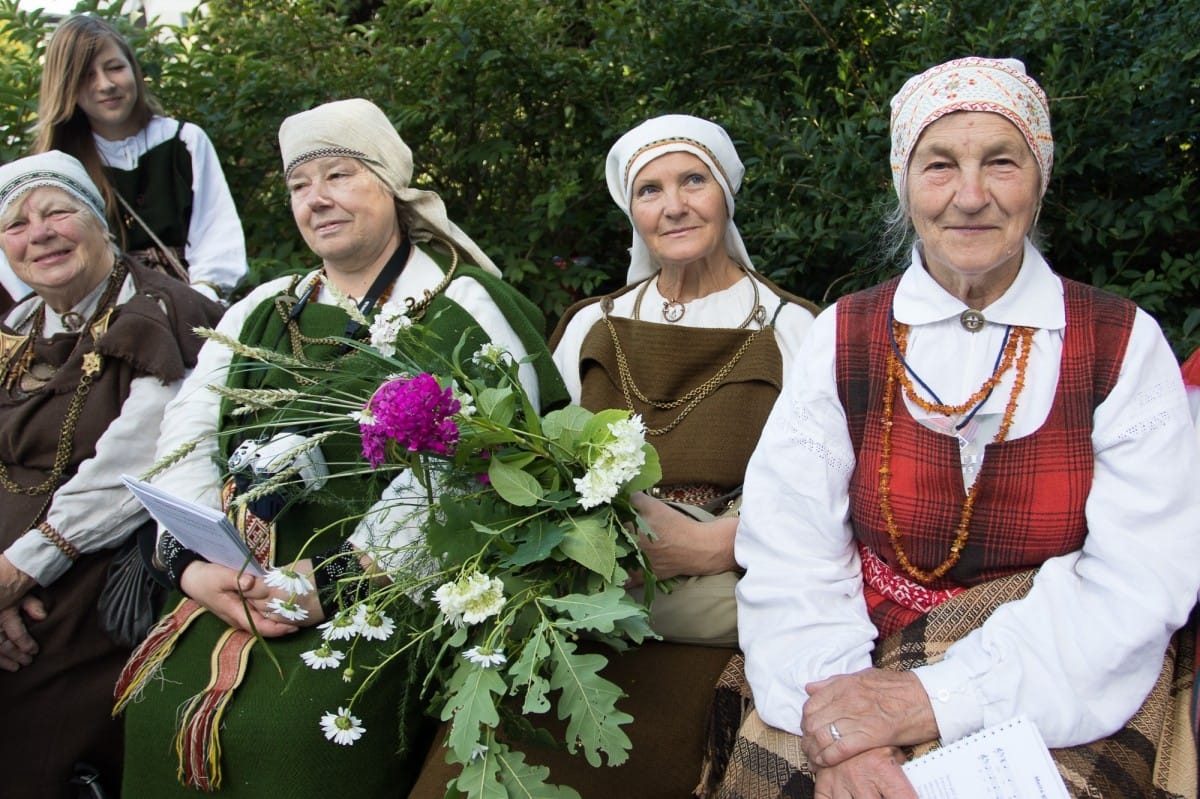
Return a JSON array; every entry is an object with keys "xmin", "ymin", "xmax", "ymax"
[{"xmin": 893, "ymin": 239, "xmax": 1066, "ymax": 331}]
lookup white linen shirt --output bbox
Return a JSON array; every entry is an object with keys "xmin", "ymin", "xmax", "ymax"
[
  {"xmin": 552, "ymin": 273, "xmax": 815, "ymax": 403},
  {"xmin": 4, "ymin": 274, "xmax": 182, "ymax": 585},
  {"xmin": 735, "ymin": 240, "xmax": 1200, "ymax": 748},
  {"xmin": 150, "ymin": 247, "xmax": 541, "ymax": 568},
  {"xmin": 1, "ymin": 117, "xmax": 247, "ymax": 301}
]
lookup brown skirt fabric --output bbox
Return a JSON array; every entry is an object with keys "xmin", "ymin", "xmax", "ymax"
[
  {"xmin": 0, "ymin": 551, "xmax": 128, "ymax": 799},
  {"xmin": 703, "ymin": 571, "xmax": 1198, "ymax": 799}
]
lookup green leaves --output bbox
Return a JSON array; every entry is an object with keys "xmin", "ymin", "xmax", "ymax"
[
  {"xmin": 454, "ymin": 740, "xmax": 582, "ymax": 799},
  {"xmin": 547, "ymin": 632, "xmax": 633, "ymax": 768},
  {"xmin": 489, "ymin": 457, "xmax": 544, "ymax": 507},
  {"xmin": 542, "ymin": 587, "xmax": 647, "ymax": 635},
  {"xmin": 558, "ymin": 515, "xmax": 617, "ymax": 578},
  {"xmin": 443, "ymin": 660, "xmax": 507, "ymax": 762}
]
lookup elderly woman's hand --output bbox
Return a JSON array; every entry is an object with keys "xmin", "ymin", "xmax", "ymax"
[
  {"xmin": 0, "ymin": 597, "xmax": 45, "ymax": 672},
  {"xmin": 812, "ymin": 746, "xmax": 918, "ymax": 799},
  {"xmin": 179, "ymin": 561, "xmax": 304, "ymax": 638},
  {"xmin": 800, "ymin": 668, "xmax": 939, "ymax": 769},
  {"xmin": 0, "ymin": 554, "xmax": 36, "ymax": 610},
  {"xmin": 628, "ymin": 491, "xmax": 736, "ymax": 581}
]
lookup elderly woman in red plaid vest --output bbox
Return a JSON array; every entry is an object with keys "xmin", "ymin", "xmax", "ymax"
[{"xmin": 711, "ymin": 57, "xmax": 1200, "ymax": 799}]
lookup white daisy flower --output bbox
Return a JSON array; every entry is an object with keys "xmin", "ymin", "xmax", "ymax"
[
  {"xmin": 301, "ymin": 644, "xmax": 346, "ymax": 670},
  {"xmin": 352, "ymin": 605, "xmax": 396, "ymax": 641},
  {"xmin": 348, "ymin": 407, "xmax": 375, "ymax": 425},
  {"xmin": 319, "ymin": 611, "xmax": 358, "ymax": 641},
  {"xmin": 462, "ymin": 646, "xmax": 507, "ymax": 668},
  {"xmin": 264, "ymin": 566, "xmax": 314, "ymax": 596},
  {"xmin": 320, "ymin": 707, "xmax": 365, "ymax": 745},
  {"xmin": 267, "ymin": 596, "xmax": 309, "ymax": 622}
]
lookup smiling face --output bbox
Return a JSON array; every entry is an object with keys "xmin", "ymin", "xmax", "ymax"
[
  {"xmin": 1, "ymin": 186, "xmax": 115, "ymax": 312},
  {"xmin": 906, "ymin": 111, "xmax": 1042, "ymax": 303},
  {"xmin": 629, "ymin": 151, "xmax": 729, "ymax": 272},
  {"xmin": 74, "ymin": 37, "xmax": 141, "ymax": 141},
  {"xmin": 287, "ymin": 156, "xmax": 403, "ymax": 286}
]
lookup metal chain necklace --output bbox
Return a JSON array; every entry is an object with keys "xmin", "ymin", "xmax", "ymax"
[
  {"xmin": 0, "ymin": 262, "xmax": 127, "ymax": 498},
  {"xmin": 602, "ymin": 269, "xmax": 767, "ymax": 436}
]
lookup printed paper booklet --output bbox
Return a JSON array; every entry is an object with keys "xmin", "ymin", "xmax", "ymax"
[
  {"xmin": 122, "ymin": 474, "xmax": 266, "ymax": 576},
  {"xmin": 902, "ymin": 715, "xmax": 1069, "ymax": 799}
]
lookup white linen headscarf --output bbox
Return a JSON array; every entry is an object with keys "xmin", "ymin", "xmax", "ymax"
[
  {"xmin": 278, "ymin": 98, "xmax": 500, "ymax": 277},
  {"xmin": 889, "ymin": 56, "xmax": 1053, "ymax": 201},
  {"xmin": 605, "ymin": 114, "xmax": 755, "ymax": 285},
  {"xmin": 0, "ymin": 150, "xmax": 108, "ymax": 229}
]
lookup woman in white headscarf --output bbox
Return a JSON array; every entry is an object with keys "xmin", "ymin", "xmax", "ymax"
[
  {"xmin": 538, "ymin": 114, "xmax": 817, "ymax": 796},
  {"xmin": 116, "ymin": 98, "xmax": 566, "ymax": 797},
  {"xmin": 708, "ymin": 57, "xmax": 1200, "ymax": 799},
  {"xmin": 0, "ymin": 150, "xmax": 222, "ymax": 797}
]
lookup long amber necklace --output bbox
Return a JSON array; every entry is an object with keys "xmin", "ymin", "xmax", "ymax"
[{"xmin": 879, "ymin": 321, "xmax": 1034, "ymax": 584}]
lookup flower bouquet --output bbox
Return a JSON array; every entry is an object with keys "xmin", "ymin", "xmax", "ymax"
[{"xmin": 204, "ymin": 298, "xmax": 662, "ymax": 798}]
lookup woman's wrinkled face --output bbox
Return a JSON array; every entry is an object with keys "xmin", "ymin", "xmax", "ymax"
[
  {"xmin": 286, "ymin": 156, "xmax": 402, "ymax": 277},
  {"xmin": 1, "ymin": 186, "xmax": 114, "ymax": 311},
  {"xmin": 906, "ymin": 111, "xmax": 1041, "ymax": 294},
  {"xmin": 74, "ymin": 37, "xmax": 140, "ymax": 140},
  {"xmin": 629, "ymin": 151, "xmax": 729, "ymax": 270}
]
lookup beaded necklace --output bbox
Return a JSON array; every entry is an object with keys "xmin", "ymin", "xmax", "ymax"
[
  {"xmin": 888, "ymin": 318, "xmax": 1013, "ymax": 432},
  {"xmin": 878, "ymin": 320, "xmax": 1034, "ymax": 584}
]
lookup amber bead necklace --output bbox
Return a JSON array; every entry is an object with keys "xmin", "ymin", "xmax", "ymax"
[{"xmin": 879, "ymin": 318, "xmax": 1035, "ymax": 584}]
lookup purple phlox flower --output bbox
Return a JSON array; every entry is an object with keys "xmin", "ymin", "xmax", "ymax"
[{"xmin": 360, "ymin": 373, "xmax": 461, "ymax": 468}]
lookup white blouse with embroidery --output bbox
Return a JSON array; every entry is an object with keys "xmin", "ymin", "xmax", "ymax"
[{"xmin": 736, "ymin": 240, "xmax": 1200, "ymax": 748}]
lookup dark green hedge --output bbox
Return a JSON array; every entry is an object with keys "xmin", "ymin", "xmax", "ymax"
[{"xmin": 3, "ymin": 0, "xmax": 1196, "ymax": 355}]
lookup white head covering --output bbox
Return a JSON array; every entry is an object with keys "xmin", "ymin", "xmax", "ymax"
[
  {"xmin": 278, "ymin": 98, "xmax": 500, "ymax": 276},
  {"xmin": 889, "ymin": 56, "xmax": 1053, "ymax": 201},
  {"xmin": 605, "ymin": 114, "xmax": 755, "ymax": 285},
  {"xmin": 0, "ymin": 150, "xmax": 108, "ymax": 229}
]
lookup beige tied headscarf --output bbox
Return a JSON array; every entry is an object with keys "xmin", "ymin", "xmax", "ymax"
[
  {"xmin": 889, "ymin": 56, "xmax": 1054, "ymax": 201},
  {"xmin": 605, "ymin": 114, "xmax": 755, "ymax": 285},
  {"xmin": 0, "ymin": 150, "xmax": 108, "ymax": 230},
  {"xmin": 278, "ymin": 98, "xmax": 500, "ymax": 277}
]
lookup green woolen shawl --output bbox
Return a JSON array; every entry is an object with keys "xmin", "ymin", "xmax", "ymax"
[{"xmin": 123, "ymin": 251, "xmax": 564, "ymax": 797}]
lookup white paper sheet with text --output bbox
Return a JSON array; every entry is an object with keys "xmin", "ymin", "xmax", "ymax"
[
  {"xmin": 122, "ymin": 474, "xmax": 266, "ymax": 576},
  {"xmin": 902, "ymin": 716, "xmax": 1069, "ymax": 799}
]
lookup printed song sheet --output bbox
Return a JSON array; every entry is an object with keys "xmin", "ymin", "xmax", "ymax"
[
  {"xmin": 122, "ymin": 474, "xmax": 266, "ymax": 576},
  {"xmin": 902, "ymin": 716, "xmax": 1069, "ymax": 799}
]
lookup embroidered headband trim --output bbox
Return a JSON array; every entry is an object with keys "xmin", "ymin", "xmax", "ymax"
[
  {"xmin": 283, "ymin": 147, "xmax": 372, "ymax": 180},
  {"xmin": 623, "ymin": 136, "xmax": 731, "ymax": 190}
]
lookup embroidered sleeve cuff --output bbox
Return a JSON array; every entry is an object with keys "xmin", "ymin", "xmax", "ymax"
[
  {"xmin": 914, "ymin": 657, "xmax": 985, "ymax": 744},
  {"xmin": 312, "ymin": 541, "xmax": 369, "ymax": 617},
  {"xmin": 157, "ymin": 531, "xmax": 207, "ymax": 594},
  {"xmin": 6, "ymin": 531, "xmax": 74, "ymax": 585}
]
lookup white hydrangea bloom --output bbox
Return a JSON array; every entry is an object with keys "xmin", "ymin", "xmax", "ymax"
[
  {"xmin": 367, "ymin": 300, "xmax": 413, "ymax": 357},
  {"xmin": 433, "ymin": 571, "xmax": 506, "ymax": 627},
  {"xmin": 471, "ymin": 342, "xmax": 513, "ymax": 368},
  {"xmin": 574, "ymin": 415, "xmax": 647, "ymax": 509}
]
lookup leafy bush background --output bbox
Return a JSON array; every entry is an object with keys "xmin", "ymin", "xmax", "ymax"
[{"xmin": 2, "ymin": 0, "xmax": 1196, "ymax": 356}]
